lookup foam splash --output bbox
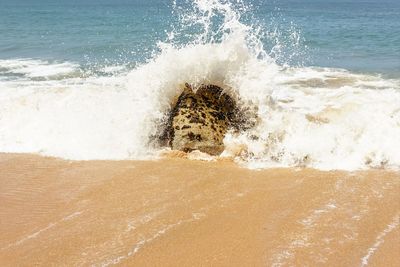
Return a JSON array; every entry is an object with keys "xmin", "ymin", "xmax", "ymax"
[{"xmin": 0, "ymin": 0, "xmax": 399, "ymax": 170}]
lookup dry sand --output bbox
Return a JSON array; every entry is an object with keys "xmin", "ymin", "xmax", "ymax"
[{"xmin": 0, "ymin": 153, "xmax": 399, "ymax": 266}]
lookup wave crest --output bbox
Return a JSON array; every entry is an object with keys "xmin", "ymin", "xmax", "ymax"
[{"xmin": 0, "ymin": 0, "xmax": 399, "ymax": 170}]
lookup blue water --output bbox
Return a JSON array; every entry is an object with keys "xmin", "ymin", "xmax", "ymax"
[{"xmin": 0, "ymin": 0, "xmax": 399, "ymax": 76}]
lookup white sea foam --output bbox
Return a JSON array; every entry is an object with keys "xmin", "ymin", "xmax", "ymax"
[
  {"xmin": 0, "ymin": 0, "xmax": 399, "ymax": 170},
  {"xmin": 0, "ymin": 58, "xmax": 80, "ymax": 79}
]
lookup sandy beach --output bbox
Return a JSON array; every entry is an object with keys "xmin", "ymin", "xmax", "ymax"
[
  {"xmin": 1, "ymin": 0, "xmax": 400, "ymax": 266},
  {"xmin": 0, "ymin": 153, "xmax": 398, "ymax": 266}
]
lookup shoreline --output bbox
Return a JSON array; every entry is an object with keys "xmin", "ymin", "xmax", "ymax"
[{"xmin": 0, "ymin": 153, "xmax": 399, "ymax": 266}]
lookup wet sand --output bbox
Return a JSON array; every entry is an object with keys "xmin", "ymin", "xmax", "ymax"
[{"xmin": 0, "ymin": 153, "xmax": 399, "ymax": 266}]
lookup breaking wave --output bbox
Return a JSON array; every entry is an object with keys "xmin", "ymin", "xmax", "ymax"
[{"xmin": 0, "ymin": 0, "xmax": 399, "ymax": 170}]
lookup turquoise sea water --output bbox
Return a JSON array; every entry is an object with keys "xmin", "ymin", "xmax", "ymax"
[
  {"xmin": 0, "ymin": 0, "xmax": 399, "ymax": 75},
  {"xmin": 0, "ymin": 0, "xmax": 400, "ymax": 170}
]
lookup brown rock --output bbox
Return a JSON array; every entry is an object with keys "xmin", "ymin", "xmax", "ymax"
[{"xmin": 166, "ymin": 84, "xmax": 236, "ymax": 155}]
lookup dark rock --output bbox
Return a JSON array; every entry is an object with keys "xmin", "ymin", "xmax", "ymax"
[
  {"xmin": 164, "ymin": 83, "xmax": 236, "ymax": 155},
  {"xmin": 155, "ymin": 83, "xmax": 259, "ymax": 155}
]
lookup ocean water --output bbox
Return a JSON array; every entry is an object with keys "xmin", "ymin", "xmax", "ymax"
[{"xmin": 0, "ymin": 0, "xmax": 399, "ymax": 170}]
